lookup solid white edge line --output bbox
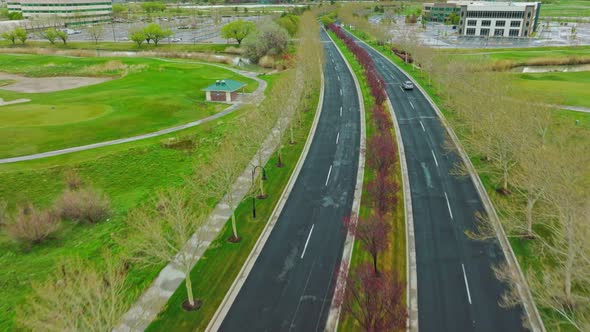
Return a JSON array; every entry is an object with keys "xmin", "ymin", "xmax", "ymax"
[
  {"xmin": 462, "ymin": 263, "xmax": 473, "ymax": 304},
  {"xmin": 409, "ymin": 101, "xmax": 415, "ymax": 109},
  {"xmin": 336, "ymin": 132, "xmax": 340, "ymax": 144},
  {"xmin": 325, "ymin": 164, "xmax": 333, "ymax": 186},
  {"xmin": 300, "ymin": 224, "xmax": 315, "ymax": 259},
  {"xmin": 444, "ymin": 192, "xmax": 453, "ymax": 220},
  {"xmin": 431, "ymin": 150, "xmax": 439, "ymax": 168},
  {"xmin": 420, "ymin": 120, "xmax": 426, "ymax": 132}
]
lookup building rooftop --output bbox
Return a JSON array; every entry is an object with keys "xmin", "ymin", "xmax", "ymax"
[{"xmin": 202, "ymin": 79, "xmax": 246, "ymax": 92}]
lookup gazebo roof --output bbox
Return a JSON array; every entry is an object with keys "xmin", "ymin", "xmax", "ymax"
[{"xmin": 202, "ymin": 79, "xmax": 245, "ymax": 92}]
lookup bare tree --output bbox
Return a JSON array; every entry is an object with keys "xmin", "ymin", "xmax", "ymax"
[
  {"xmin": 124, "ymin": 189, "xmax": 207, "ymax": 309},
  {"xmin": 88, "ymin": 24, "xmax": 104, "ymax": 44},
  {"xmin": 194, "ymin": 142, "xmax": 249, "ymax": 242},
  {"xmin": 17, "ymin": 254, "xmax": 128, "ymax": 331},
  {"xmin": 343, "ymin": 214, "xmax": 391, "ymax": 274}
]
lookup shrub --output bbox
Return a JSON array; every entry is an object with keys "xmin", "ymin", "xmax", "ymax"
[
  {"xmin": 64, "ymin": 168, "xmax": 83, "ymax": 190},
  {"xmin": 243, "ymin": 21, "xmax": 289, "ymax": 63},
  {"xmin": 5, "ymin": 204, "xmax": 59, "ymax": 245},
  {"xmin": 55, "ymin": 188, "xmax": 111, "ymax": 224}
]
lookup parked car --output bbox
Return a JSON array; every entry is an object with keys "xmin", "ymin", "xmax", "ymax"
[{"xmin": 402, "ymin": 80, "xmax": 414, "ymax": 90}]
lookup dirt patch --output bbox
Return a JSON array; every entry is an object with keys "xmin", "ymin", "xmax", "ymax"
[{"xmin": 0, "ymin": 72, "xmax": 112, "ymax": 93}]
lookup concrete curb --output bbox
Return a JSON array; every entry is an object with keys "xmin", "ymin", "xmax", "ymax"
[
  {"xmin": 360, "ymin": 40, "xmax": 545, "ymax": 332},
  {"xmin": 322, "ymin": 27, "xmax": 366, "ymax": 332},
  {"xmin": 205, "ymin": 68, "xmax": 327, "ymax": 332},
  {"xmin": 384, "ymin": 96, "xmax": 419, "ymax": 332}
]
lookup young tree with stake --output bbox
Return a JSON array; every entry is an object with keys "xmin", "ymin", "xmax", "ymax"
[{"xmin": 124, "ymin": 189, "xmax": 208, "ymax": 309}]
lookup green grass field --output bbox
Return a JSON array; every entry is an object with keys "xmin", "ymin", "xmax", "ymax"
[
  {"xmin": 511, "ymin": 71, "xmax": 590, "ymax": 108},
  {"xmin": 0, "ymin": 54, "xmax": 257, "ymax": 158},
  {"xmin": 0, "ymin": 40, "xmax": 233, "ymax": 53},
  {"xmin": 449, "ymin": 45, "xmax": 590, "ymax": 62},
  {"xmin": 538, "ymin": 0, "xmax": 590, "ymax": 18},
  {"xmin": 0, "ymin": 70, "xmax": 278, "ymax": 331}
]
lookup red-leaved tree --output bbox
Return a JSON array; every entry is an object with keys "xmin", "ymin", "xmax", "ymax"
[
  {"xmin": 367, "ymin": 133, "xmax": 397, "ymax": 173},
  {"xmin": 344, "ymin": 214, "xmax": 391, "ymax": 274},
  {"xmin": 366, "ymin": 170, "xmax": 399, "ymax": 219},
  {"xmin": 334, "ymin": 262, "xmax": 407, "ymax": 332},
  {"xmin": 373, "ymin": 105, "xmax": 393, "ymax": 132}
]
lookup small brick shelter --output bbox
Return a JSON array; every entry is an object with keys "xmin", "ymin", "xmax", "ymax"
[{"xmin": 203, "ymin": 79, "xmax": 246, "ymax": 103}]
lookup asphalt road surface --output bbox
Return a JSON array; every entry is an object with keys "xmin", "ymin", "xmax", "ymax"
[
  {"xmin": 343, "ymin": 30, "xmax": 526, "ymax": 332},
  {"xmin": 219, "ymin": 29, "xmax": 360, "ymax": 331}
]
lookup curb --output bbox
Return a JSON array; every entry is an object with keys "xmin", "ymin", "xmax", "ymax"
[
  {"xmin": 384, "ymin": 96, "xmax": 419, "ymax": 332},
  {"xmin": 321, "ymin": 27, "xmax": 366, "ymax": 332},
  {"xmin": 356, "ymin": 38, "xmax": 545, "ymax": 332},
  {"xmin": 205, "ymin": 68, "xmax": 326, "ymax": 332}
]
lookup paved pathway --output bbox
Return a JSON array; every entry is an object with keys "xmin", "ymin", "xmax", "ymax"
[
  {"xmin": 0, "ymin": 64, "xmax": 266, "ymax": 164},
  {"xmin": 113, "ymin": 95, "xmax": 287, "ymax": 332},
  {"xmin": 559, "ymin": 105, "xmax": 590, "ymax": 113}
]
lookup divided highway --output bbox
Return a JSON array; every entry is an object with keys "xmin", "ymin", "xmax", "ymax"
[
  {"xmin": 343, "ymin": 30, "xmax": 526, "ymax": 331},
  {"xmin": 217, "ymin": 29, "xmax": 361, "ymax": 331}
]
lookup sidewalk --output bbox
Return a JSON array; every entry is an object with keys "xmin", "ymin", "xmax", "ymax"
[{"xmin": 114, "ymin": 89, "xmax": 289, "ymax": 332}]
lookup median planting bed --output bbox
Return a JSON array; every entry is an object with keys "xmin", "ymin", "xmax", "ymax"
[{"xmin": 327, "ymin": 25, "xmax": 406, "ymax": 332}]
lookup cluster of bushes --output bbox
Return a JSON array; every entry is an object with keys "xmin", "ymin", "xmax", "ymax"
[
  {"xmin": 1, "ymin": 27, "xmax": 27, "ymax": 45},
  {"xmin": 128, "ymin": 23, "xmax": 172, "ymax": 47},
  {"xmin": 0, "ymin": 171, "xmax": 111, "ymax": 249}
]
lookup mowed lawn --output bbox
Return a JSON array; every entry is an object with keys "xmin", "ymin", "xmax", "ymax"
[
  {"xmin": 0, "ymin": 54, "xmax": 257, "ymax": 158},
  {"xmin": 510, "ymin": 71, "xmax": 590, "ymax": 108},
  {"xmin": 538, "ymin": 0, "xmax": 590, "ymax": 17}
]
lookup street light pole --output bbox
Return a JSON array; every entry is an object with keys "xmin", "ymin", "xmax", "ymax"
[{"xmin": 251, "ymin": 165, "xmax": 268, "ymax": 219}]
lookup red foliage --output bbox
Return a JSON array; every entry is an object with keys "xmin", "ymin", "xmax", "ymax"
[
  {"xmin": 372, "ymin": 105, "xmax": 392, "ymax": 132},
  {"xmin": 343, "ymin": 214, "xmax": 391, "ymax": 274},
  {"xmin": 334, "ymin": 262, "xmax": 407, "ymax": 332},
  {"xmin": 327, "ymin": 24, "xmax": 387, "ymax": 105},
  {"xmin": 367, "ymin": 133, "xmax": 397, "ymax": 173},
  {"xmin": 366, "ymin": 170, "xmax": 399, "ymax": 219}
]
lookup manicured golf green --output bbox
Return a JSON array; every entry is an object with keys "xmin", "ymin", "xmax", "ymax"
[{"xmin": 0, "ymin": 54, "xmax": 257, "ymax": 158}]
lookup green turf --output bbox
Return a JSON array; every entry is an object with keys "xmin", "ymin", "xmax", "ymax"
[
  {"xmin": 0, "ymin": 40, "xmax": 232, "ymax": 53},
  {"xmin": 0, "ymin": 72, "xmax": 279, "ymax": 331},
  {"xmin": 146, "ymin": 86, "xmax": 320, "ymax": 332},
  {"xmin": 538, "ymin": 0, "xmax": 590, "ymax": 18},
  {"xmin": 446, "ymin": 45, "xmax": 590, "ymax": 62},
  {"xmin": 0, "ymin": 54, "xmax": 257, "ymax": 158},
  {"xmin": 329, "ymin": 30, "xmax": 406, "ymax": 332},
  {"xmin": 510, "ymin": 71, "xmax": 590, "ymax": 108}
]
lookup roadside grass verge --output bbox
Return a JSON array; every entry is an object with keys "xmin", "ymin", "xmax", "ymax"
[
  {"xmin": 344, "ymin": 27, "xmax": 588, "ymax": 330},
  {"xmin": 0, "ymin": 54, "xmax": 257, "ymax": 158},
  {"xmin": 0, "ymin": 72, "xmax": 278, "ymax": 331},
  {"xmin": 328, "ymin": 30, "xmax": 406, "ymax": 332},
  {"xmin": 146, "ymin": 89, "xmax": 320, "ymax": 332}
]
